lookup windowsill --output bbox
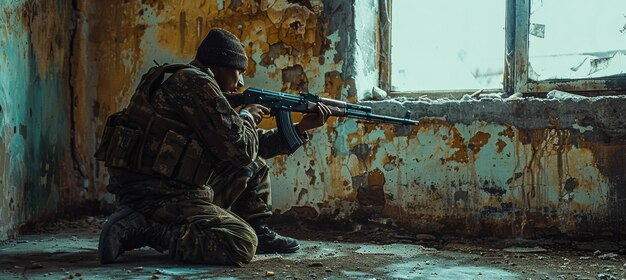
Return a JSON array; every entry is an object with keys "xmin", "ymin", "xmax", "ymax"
[
  {"xmin": 361, "ymin": 91, "xmax": 626, "ymax": 106},
  {"xmin": 387, "ymin": 89, "xmax": 504, "ymax": 100},
  {"xmin": 355, "ymin": 91, "xmax": 626, "ymax": 139},
  {"xmin": 376, "ymin": 89, "xmax": 626, "ymax": 102}
]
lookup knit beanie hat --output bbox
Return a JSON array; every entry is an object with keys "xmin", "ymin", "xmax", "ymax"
[{"xmin": 196, "ymin": 28, "xmax": 248, "ymax": 71}]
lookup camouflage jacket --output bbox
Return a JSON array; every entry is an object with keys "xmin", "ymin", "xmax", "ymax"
[
  {"xmin": 106, "ymin": 60, "xmax": 306, "ymax": 205},
  {"xmin": 151, "ymin": 60, "xmax": 299, "ymax": 162}
]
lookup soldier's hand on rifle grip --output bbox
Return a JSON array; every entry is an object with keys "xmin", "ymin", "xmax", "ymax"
[
  {"xmin": 242, "ymin": 104, "xmax": 270, "ymax": 124},
  {"xmin": 296, "ymin": 102, "xmax": 333, "ymax": 134}
]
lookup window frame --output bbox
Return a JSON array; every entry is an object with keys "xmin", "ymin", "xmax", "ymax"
[{"xmin": 380, "ymin": 0, "xmax": 626, "ymax": 97}]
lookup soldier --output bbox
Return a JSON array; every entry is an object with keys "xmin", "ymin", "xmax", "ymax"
[{"xmin": 95, "ymin": 28, "xmax": 332, "ymax": 266}]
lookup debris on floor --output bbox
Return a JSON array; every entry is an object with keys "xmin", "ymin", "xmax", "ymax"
[{"xmin": 1, "ymin": 216, "xmax": 625, "ymax": 279}]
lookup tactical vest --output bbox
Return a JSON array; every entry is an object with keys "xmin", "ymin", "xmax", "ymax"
[{"xmin": 94, "ymin": 63, "xmax": 216, "ymax": 186}]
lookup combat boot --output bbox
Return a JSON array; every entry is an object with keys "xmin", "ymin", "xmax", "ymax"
[
  {"xmin": 98, "ymin": 206, "xmax": 157, "ymax": 264},
  {"xmin": 250, "ymin": 220, "xmax": 300, "ymax": 254}
]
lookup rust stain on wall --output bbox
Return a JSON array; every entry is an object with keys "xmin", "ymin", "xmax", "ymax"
[
  {"xmin": 281, "ymin": 64, "xmax": 308, "ymax": 92},
  {"xmin": 83, "ymin": 0, "xmax": 146, "ymax": 107},
  {"xmin": 269, "ymin": 152, "xmax": 289, "ymax": 177},
  {"xmin": 382, "ymin": 126, "xmax": 396, "ymax": 142},
  {"xmin": 518, "ymin": 129, "xmax": 545, "ymax": 200},
  {"xmin": 20, "ymin": 0, "xmax": 67, "ymax": 77},
  {"xmin": 327, "ymin": 156, "xmax": 349, "ymax": 199},
  {"xmin": 304, "ymin": 166, "xmax": 317, "ymax": 185},
  {"xmin": 74, "ymin": 1, "xmax": 148, "ymax": 198},
  {"xmin": 142, "ymin": 0, "xmax": 329, "ymax": 75},
  {"xmin": 324, "ymin": 70, "xmax": 344, "ymax": 99},
  {"xmin": 496, "ymin": 139, "xmax": 507, "ymax": 153},
  {"xmin": 516, "ymin": 128, "xmax": 578, "ymax": 202},
  {"xmin": 337, "ymin": 117, "xmax": 624, "ymax": 237},
  {"xmin": 499, "ymin": 126, "xmax": 515, "ymax": 139},
  {"xmin": 468, "ymin": 131, "xmax": 490, "ymax": 154},
  {"xmin": 261, "ymin": 42, "xmax": 298, "ymax": 66},
  {"xmin": 446, "ymin": 127, "xmax": 468, "ymax": 163},
  {"xmin": 579, "ymin": 139, "xmax": 626, "ymax": 222},
  {"xmin": 381, "ymin": 154, "xmax": 397, "ymax": 170},
  {"xmin": 367, "ymin": 168, "xmax": 385, "ymax": 187},
  {"xmin": 353, "ymin": 167, "xmax": 386, "ymax": 208}
]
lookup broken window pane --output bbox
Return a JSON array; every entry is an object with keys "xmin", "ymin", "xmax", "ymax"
[
  {"xmin": 529, "ymin": 0, "xmax": 626, "ymax": 81},
  {"xmin": 391, "ymin": 0, "xmax": 505, "ymax": 92}
]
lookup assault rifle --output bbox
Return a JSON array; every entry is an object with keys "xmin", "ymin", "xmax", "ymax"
[{"xmin": 225, "ymin": 87, "xmax": 418, "ymax": 153}]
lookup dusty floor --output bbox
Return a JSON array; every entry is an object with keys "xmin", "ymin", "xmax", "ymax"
[{"xmin": 0, "ymin": 216, "xmax": 625, "ymax": 280}]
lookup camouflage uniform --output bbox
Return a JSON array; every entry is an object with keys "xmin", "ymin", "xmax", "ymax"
[{"xmin": 105, "ymin": 60, "xmax": 301, "ymax": 265}]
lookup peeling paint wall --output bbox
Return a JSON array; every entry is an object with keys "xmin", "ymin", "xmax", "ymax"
[
  {"xmin": 341, "ymin": 95, "xmax": 626, "ymax": 237},
  {"xmin": 0, "ymin": 0, "xmax": 74, "ymax": 239},
  {"xmin": 268, "ymin": 93, "xmax": 626, "ymax": 238},
  {"xmin": 79, "ymin": 0, "xmax": 357, "ymax": 200},
  {"xmin": 4, "ymin": 0, "xmax": 622, "ymax": 240},
  {"xmin": 76, "ymin": 0, "xmax": 626, "ymax": 237}
]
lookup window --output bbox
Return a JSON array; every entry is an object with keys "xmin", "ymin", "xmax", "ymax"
[
  {"xmin": 528, "ymin": 0, "xmax": 626, "ymax": 81},
  {"xmin": 382, "ymin": 0, "xmax": 626, "ymax": 96},
  {"xmin": 390, "ymin": 0, "xmax": 505, "ymax": 93}
]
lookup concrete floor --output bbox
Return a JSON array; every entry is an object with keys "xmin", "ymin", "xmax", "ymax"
[{"xmin": 0, "ymin": 217, "xmax": 625, "ymax": 279}]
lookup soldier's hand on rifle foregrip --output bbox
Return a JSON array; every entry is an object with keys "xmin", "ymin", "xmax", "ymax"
[
  {"xmin": 242, "ymin": 104, "xmax": 270, "ymax": 124},
  {"xmin": 296, "ymin": 102, "xmax": 332, "ymax": 134}
]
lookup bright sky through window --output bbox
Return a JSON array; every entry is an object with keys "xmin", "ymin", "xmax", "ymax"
[
  {"xmin": 528, "ymin": 0, "xmax": 626, "ymax": 80},
  {"xmin": 391, "ymin": 0, "xmax": 505, "ymax": 92}
]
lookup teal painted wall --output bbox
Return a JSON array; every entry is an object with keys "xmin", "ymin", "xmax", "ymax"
[{"xmin": 0, "ymin": 0, "xmax": 74, "ymax": 239}]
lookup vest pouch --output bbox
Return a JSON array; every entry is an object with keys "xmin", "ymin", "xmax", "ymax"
[
  {"xmin": 152, "ymin": 130, "xmax": 188, "ymax": 177},
  {"xmin": 174, "ymin": 139, "xmax": 204, "ymax": 185},
  {"xmin": 95, "ymin": 111, "xmax": 127, "ymax": 161},
  {"xmin": 94, "ymin": 123, "xmax": 115, "ymax": 161},
  {"xmin": 103, "ymin": 125, "xmax": 143, "ymax": 169}
]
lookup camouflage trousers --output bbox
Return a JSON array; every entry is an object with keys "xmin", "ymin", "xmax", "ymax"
[{"xmin": 107, "ymin": 157, "xmax": 272, "ymax": 265}]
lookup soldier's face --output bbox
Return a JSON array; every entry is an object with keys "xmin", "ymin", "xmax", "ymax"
[{"xmin": 212, "ymin": 66, "xmax": 244, "ymax": 92}]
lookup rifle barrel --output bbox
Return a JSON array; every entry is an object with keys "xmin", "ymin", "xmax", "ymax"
[
  {"xmin": 318, "ymin": 97, "xmax": 371, "ymax": 113},
  {"xmin": 345, "ymin": 109, "xmax": 419, "ymax": 126}
]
